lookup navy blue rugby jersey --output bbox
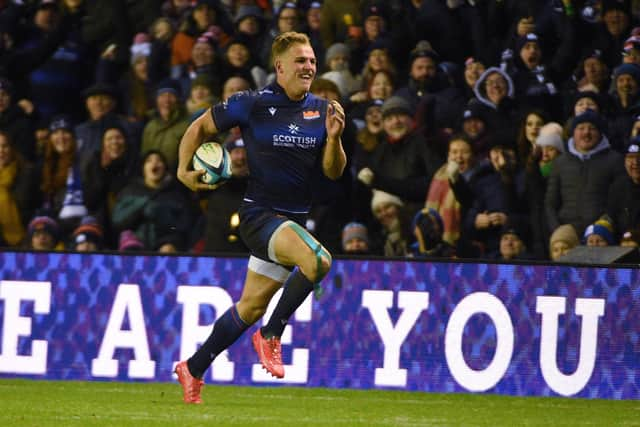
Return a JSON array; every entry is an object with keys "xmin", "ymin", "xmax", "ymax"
[{"xmin": 211, "ymin": 82, "xmax": 328, "ymax": 214}]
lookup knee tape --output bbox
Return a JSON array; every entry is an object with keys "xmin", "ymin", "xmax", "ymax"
[{"xmin": 287, "ymin": 222, "xmax": 331, "ymax": 299}]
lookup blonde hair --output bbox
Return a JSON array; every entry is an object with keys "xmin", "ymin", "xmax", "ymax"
[{"xmin": 271, "ymin": 31, "xmax": 311, "ymax": 60}]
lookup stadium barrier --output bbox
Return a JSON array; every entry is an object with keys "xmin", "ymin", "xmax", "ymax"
[{"xmin": 0, "ymin": 251, "xmax": 637, "ymax": 399}]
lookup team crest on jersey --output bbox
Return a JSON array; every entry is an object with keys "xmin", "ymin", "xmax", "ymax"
[
  {"xmin": 303, "ymin": 110, "xmax": 320, "ymax": 120},
  {"xmin": 288, "ymin": 123, "xmax": 300, "ymax": 134},
  {"xmin": 268, "ymin": 107, "xmax": 277, "ymax": 116}
]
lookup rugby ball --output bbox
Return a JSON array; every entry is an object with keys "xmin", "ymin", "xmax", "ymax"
[{"xmin": 192, "ymin": 142, "xmax": 233, "ymax": 185}]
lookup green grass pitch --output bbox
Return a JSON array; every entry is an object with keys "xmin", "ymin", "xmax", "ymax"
[{"xmin": 0, "ymin": 379, "xmax": 637, "ymax": 426}]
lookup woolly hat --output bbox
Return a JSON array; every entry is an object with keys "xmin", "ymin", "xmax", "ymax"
[
  {"xmin": 535, "ymin": 122, "xmax": 565, "ymax": 152},
  {"xmin": 381, "ymin": 96, "xmax": 412, "ymax": 118},
  {"xmin": 325, "ymin": 43, "xmax": 350, "ymax": 65},
  {"xmin": 363, "ymin": 3, "xmax": 385, "ymax": 20},
  {"xmin": 225, "ymin": 138, "xmax": 245, "ymax": 152},
  {"xmin": 573, "ymin": 91, "xmax": 603, "ymax": 112},
  {"xmin": 156, "ymin": 78, "xmax": 181, "ymax": 98},
  {"xmin": 370, "ymin": 189, "xmax": 403, "ymax": 212},
  {"xmin": 549, "ymin": 224, "xmax": 579, "ymax": 253},
  {"xmin": 516, "ymin": 33, "xmax": 540, "ymax": 53},
  {"xmin": 49, "ymin": 115, "xmax": 73, "ymax": 133},
  {"xmin": 620, "ymin": 229, "xmax": 640, "ymax": 246},
  {"xmin": 234, "ymin": 4, "xmax": 263, "ymax": 24},
  {"xmin": 627, "ymin": 142, "xmax": 640, "ymax": 154},
  {"xmin": 341, "ymin": 222, "xmax": 369, "ymax": 247},
  {"xmin": 119, "ymin": 230, "xmax": 144, "ymax": 251},
  {"xmin": 613, "ymin": 63, "xmax": 640, "ymax": 83},
  {"xmin": 28, "ymin": 216, "xmax": 59, "ymax": 241},
  {"xmin": 583, "ymin": 217, "xmax": 615, "ymax": 244},
  {"xmin": 72, "ymin": 216, "xmax": 104, "ymax": 249},
  {"xmin": 570, "ymin": 109, "xmax": 606, "ymax": 135},
  {"xmin": 130, "ymin": 33, "xmax": 151, "ymax": 64},
  {"xmin": 461, "ymin": 103, "xmax": 485, "ymax": 123},
  {"xmin": 410, "ymin": 40, "xmax": 439, "ymax": 63}
]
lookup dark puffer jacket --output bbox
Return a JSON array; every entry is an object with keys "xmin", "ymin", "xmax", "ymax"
[{"xmin": 545, "ymin": 135, "xmax": 625, "ymax": 234}]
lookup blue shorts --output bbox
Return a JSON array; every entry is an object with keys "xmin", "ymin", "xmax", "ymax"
[{"xmin": 239, "ymin": 202, "xmax": 307, "ymax": 264}]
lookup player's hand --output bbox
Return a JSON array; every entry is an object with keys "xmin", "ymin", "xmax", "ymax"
[
  {"xmin": 326, "ymin": 100, "xmax": 345, "ymax": 140},
  {"xmin": 177, "ymin": 168, "xmax": 218, "ymax": 192}
]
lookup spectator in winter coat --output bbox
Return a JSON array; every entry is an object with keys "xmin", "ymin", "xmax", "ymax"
[
  {"xmin": 607, "ymin": 141, "xmax": 640, "ymax": 240},
  {"xmin": 75, "ymin": 82, "xmax": 136, "ymax": 171},
  {"xmin": 607, "ymin": 63, "xmax": 640, "ymax": 151},
  {"xmin": 81, "ymin": 125, "xmax": 137, "ymax": 249},
  {"xmin": 111, "ymin": 150, "xmax": 199, "ymax": 252},
  {"xmin": 357, "ymin": 96, "xmax": 443, "ymax": 216},
  {"xmin": 473, "ymin": 67, "xmax": 519, "ymax": 141},
  {"xmin": 0, "ymin": 131, "xmax": 39, "ymax": 247},
  {"xmin": 140, "ymin": 79, "xmax": 190, "ymax": 172},
  {"xmin": 0, "ymin": 78, "xmax": 36, "ymax": 162},
  {"xmin": 545, "ymin": 109, "xmax": 626, "ymax": 236},
  {"xmin": 525, "ymin": 122, "xmax": 564, "ymax": 259},
  {"xmin": 40, "ymin": 115, "xmax": 88, "ymax": 239}
]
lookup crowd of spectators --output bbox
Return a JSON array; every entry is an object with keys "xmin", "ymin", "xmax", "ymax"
[{"xmin": 1, "ymin": 0, "xmax": 640, "ymax": 262}]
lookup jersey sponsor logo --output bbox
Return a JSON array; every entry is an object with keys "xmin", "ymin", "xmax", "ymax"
[
  {"xmin": 303, "ymin": 110, "xmax": 320, "ymax": 120},
  {"xmin": 268, "ymin": 107, "xmax": 277, "ymax": 116},
  {"xmin": 272, "ymin": 134, "xmax": 318, "ymax": 148}
]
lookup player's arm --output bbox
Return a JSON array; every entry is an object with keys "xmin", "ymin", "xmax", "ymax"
[
  {"xmin": 177, "ymin": 109, "xmax": 219, "ymax": 191},
  {"xmin": 322, "ymin": 100, "xmax": 347, "ymax": 180}
]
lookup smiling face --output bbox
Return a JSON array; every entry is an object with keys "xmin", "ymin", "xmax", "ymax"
[
  {"xmin": 573, "ymin": 122, "xmax": 601, "ymax": 153},
  {"xmin": 625, "ymin": 152, "xmax": 640, "ymax": 184},
  {"xmin": 102, "ymin": 128, "xmax": 126, "ymax": 161},
  {"xmin": 485, "ymin": 72, "xmax": 508, "ymax": 105},
  {"xmin": 274, "ymin": 41, "xmax": 316, "ymax": 100},
  {"xmin": 448, "ymin": 139, "xmax": 473, "ymax": 173},
  {"xmin": 50, "ymin": 129, "xmax": 75, "ymax": 154},
  {"xmin": 369, "ymin": 71, "xmax": 393, "ymax": 100},
  {"xmin": 382, "ymin": 112, "xmax": 412, "ymax": 140}
]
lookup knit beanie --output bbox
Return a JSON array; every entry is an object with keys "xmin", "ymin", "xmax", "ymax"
[
  {"xmin": 583, "ymin": 217, "xmax": 615, "ymax": 244},
  {"xmin": 549, "ymin": 224, "xmax": 579, "ymax": 254},
  {"xmin": 72, "ymin": 216, "xmax": 104, "ymax": 249},
  {"xmin": 341, "ymin": 222, "xmax": 369, "ymax": 247},
  {"xmin": 130, "ymin": 32, "xmax": 151, "ymax": 65},
  {"xmin": 535, "ymin": 122, "xmax": 565, "ymax": 152},
  {"xmin": 119, "ymin": 230, "xmax": 144, "ymax": 251},
  {"xmin": 28, "ymin": 216, "xmax": 59, "ymax": 242},
  {"xmin": 325, "ymin": 43, "xmax": 350, "ymax": 66},
  {"xmin": 570, "ymin": 109, "xmax": 606, "ymax": 135},
  {"xmin": 613, "ymin": 63, "xmax": 640, "ymax": 83},
  {"xmin": 516, "ymin": 33, "xmax": 540, "ymax": 54},
  {"xmin": 370, "ymin": 189, "xmax": 404, "ymax": 212}
]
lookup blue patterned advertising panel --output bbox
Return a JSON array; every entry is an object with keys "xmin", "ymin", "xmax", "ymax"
[{"xmin": 0, "ymin": 252, "xmax": 638, "ymax": 399}]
